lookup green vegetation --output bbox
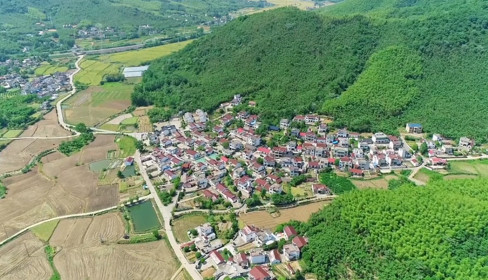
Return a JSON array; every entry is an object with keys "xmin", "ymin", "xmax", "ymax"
[
  {"xmin": 98, "ymin": 40, "xmax": 194, "ymax": 66},
  {"xmin": 1, "ymin": 129, "xmax": 23, "ymax": 138},
  {"xmin": 35, "ymin": 64, "xmax": 68, "ymax": 76},
  {"xmin": 118, "ymin": 232, "xmax": 162, "ymax": 244},
  {"xmin": 135, "ymin": 1, "xmax": 488, "ymax": 140},
  {"xmin": 0, "ymin": 95, "xmax": 38, "ymax": 129},
  {"xmin": 0, "ymin": 182, "xmax": 7, "ymax": 198},
  {"xmin": 320, "ymin": 171, "xmax": 356, "ymax": 194},
  {"xmin": 117, "ymin": 136, "xmax": 137, "ymax": 157},
  {"xmin": 120, "ymin": 117, "xmax": 139, "ymax": 125},
  {"xmin": 44, "ymin": 245, "xmax": 61, "ymax": 280},
  {"xmin": 59, "ymin": 132, "xmax": 95, "ymax": 155},
  {"xmin": 300, "ymin": 179, "xmax": 488, "ymax": 280},
  {"xmin": 31, "ymin": 220, "xmax": 59, "ymax": 242},
  {"xmin": 0, "ymin": 0, "xmax": 265, "ymax": 56},
  {"xmin": 75, "ymin": 60, "xmax": 120, "ymax": 85}
]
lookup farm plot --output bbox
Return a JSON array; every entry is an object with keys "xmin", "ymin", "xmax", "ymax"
[
  {"xmin": 107, "ymin": 113, "xmax": 133, "ymax": 125},
  {"xmin": 239, "ymin": 202, "xmax": 329, "ymax": 230},
  {"xmin": 0, "ymin": 232, "xmax": 52, "ymax": 280},
  {"xmin": 449, "ymin": 160, "xmax": 488, "ymax": 177},
  {"xmin": 20, "ymin": 111, "xmax": 72, "ymax": 137},
  {"xmin": 79, "ymin": 135, "xmax": 118, "ymax": 163},
  {"xmin": 64, "ymin": 83, "xmax": 133, "ymax": 126},
  {"xmin": 352, "ymin": 178, "xmax": 390, "ymax": 189},
  {"xmin": 74, "ymin": 60, "xmax": 120, "ymax": 85},
  {"xmin": 97, "ymin": 40, "xmax": 193, "ymax": 66},
  {"xmin": 138, "ymin": 116, "xmax": 153, "ymax": 132},
  {"xmin": 132, "ymin": 106, "xmax": 153, "ymax": 117},
  {"xmin": 35, "ymin": 63, "xmax": 68, "ymax": 76},
  {"xmin": 54, "ymin": 240, "xmax": 178, "ymax": 280}
]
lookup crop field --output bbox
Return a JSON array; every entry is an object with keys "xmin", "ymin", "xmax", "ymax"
[
  {"xmin": 352, "ymin": 178, "xmax": 390, "ymax": 189},
  {"xmin": 97, "ymin": 40, "xmax": 194, "ymax": 66},
  {"xmin": 414, "ymin": 168, "xmax": 443, "ymax": 184},
  {"xmin": 107, "ymin": 113, "xmax": 133, "ymax": 125},
  {"xmin": 117, "ymin": 136, "xmax": 137, "ymax": 158},
  {"xmin": 133, "ymin": 106, "xmax": 153, "ymax": 117},
  {"xmin": 79, "ymin": 135, "xmax": 118, "ymax": 164},
  {"xmin": 1, "ymin": 130, "xmax": 23, "ymax": 138},
  {"xmin": 0, "ymin": 137, "xmax": 121, "ymax": 243},
  {"xmin": 50, "ymin": 213, "xmax": 124, "ymax": 247},
  {"xmin": 449, "ymin": 160, "xmax": 488, "ymax": 177},
  {"xmin": 172, "ymin": 214, "xmax": 208, "ymax": 242},
  {"xmin": 35, "ymin": 63, "xmax": 68, "ymax": 76},
  {"xmin": 0, "ymin": 232, "xmax": 53, "ymax": 280},
  {"xmin": 138, "ymin": 116, "xmax": 153, "ymax": 132},
  {"xmin": 64, "ymin": 83, "xmax": 133, "ymax": 126},
  {"xmin": 74, "ymin": 60, "xmax": 120, "ymax": 85},
  {"xmin": 31, "ymin": 220, "xmax": 59, "ymax": 242},
  {"xmin": 21, "ymin": 111, "xmax": 72, "ymax": 138},
  {"xmin": 239, "ymin": 202, "xmax": 329, "ymax": 230},
  {"xmin": 0, "ymin": 138, "xmax": 63, "ymax": 174},
  {"xmin": 54, "ymin": 236, "xmax": 178, "ymax": 280}
]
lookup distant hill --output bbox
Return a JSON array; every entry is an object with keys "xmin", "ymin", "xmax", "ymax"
[{"xmin": 135, "ymin": 0, "xmax": 488, "ymax": 140}]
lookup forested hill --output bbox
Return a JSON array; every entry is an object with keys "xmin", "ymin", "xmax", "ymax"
[
  {"xmin": 297, "ymin": 179, "xmax": 488, "ymax": 280},
  {"xmin": 135, "ymin": 0, "xmax": 488, "ymax": 140}
]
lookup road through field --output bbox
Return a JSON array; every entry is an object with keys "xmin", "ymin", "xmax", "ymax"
[{"xmin": 134, "ymin": 151, "xmax": 203, "ymax": 280}]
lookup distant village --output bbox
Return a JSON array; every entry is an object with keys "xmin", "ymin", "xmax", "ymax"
[
  {"xmin": 0, "ymin": 58, "xmax": 71, "ymax": 102},
  {"xmin": 136, "ymin": 94, "xmax": 478, "ymax": 280}
]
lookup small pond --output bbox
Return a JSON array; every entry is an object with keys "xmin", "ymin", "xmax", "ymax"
[
  {"xmin": 128, "ymin": 200, "xmax": 161, "ymax": 233},
  {"xmin": 89, "ymin": 159, "xmax": 113, "ymax": 172},
  {"xmin": 122, "ymin": 165, "xmax": 136, "ymax": 177}
]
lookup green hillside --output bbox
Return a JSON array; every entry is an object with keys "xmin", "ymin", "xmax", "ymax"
[
  {"xmin": 136, "ymin": 0, "xmax": 488, "ymax": 140},
  {"xmin": 299, "ymin": 179, "xmax": 488, "ymax": 280}
]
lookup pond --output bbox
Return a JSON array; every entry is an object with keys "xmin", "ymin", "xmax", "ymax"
[
  {"xmin": 127, "ymin": 200, "xmax": 161, "ymax": 233},
  {"xmin": 122, "ymin": 165, "xmax": 136, "ymax": 177},
  {"xmin": 89, "ymin": 159, "xmax": 113, "ymax": 172}
]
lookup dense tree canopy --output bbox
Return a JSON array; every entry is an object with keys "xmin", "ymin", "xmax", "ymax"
[
  {"xmin": 135, "ymin": 0, "xmax": 488, "ymax": 140},
  {"xmin": 301, "ymin": 179, "xmax": 488, "ymax": 280}
]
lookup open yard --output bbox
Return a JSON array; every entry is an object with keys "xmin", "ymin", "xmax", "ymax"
[
  {"xmin": 0, "ymin": 232, "xmax": 53, "ymax": 280},
  {"xmin": 239, "ymin": 202, "xmax": 329, "ymax": 230},
  {"xmin": 0, "ymin": 137, "xmax": 120, "ymax": 243},
  {"xmin": 74, "ymin": 59, "xmax": 120, "ymax": 85},
  {"xmin": 64, "ymin": 83, "xmax": 133, "ymax": 126},
  {"xmin": 172, "ymin": 214, "xmax": 208, "ymax": 243},
  {"xmin": 96, "ymin": 41, "xmax": 193, "ymax": 66}
]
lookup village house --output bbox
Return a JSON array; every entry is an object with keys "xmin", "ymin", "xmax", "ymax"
[
  {"xmin": 308, "ymin": 161, "xmax": 324, "ymax": 172},
  {"xmin": 233, "ymin": 252, "xmax": 250, "ymax": 268},
  {"xmin": 272, "ymin": 146, "xmax": 288, "ymax": 158},
  {"xmin": 406, "ymin": 123, "xmax": 423, "ymax": 133},
  {"xmin": 442, "ymin": 144, "xmax": 454, "ymax": 155},
  {"xmin": 291, "ymin": 128, "xmax": 300, "ymax": 137},
  {"xmin": 312, "ymin": 184, "xmax": 330, "ymax": 195},
  {"xmin": 263, "ymin": 156, "xmax": 276, "ymax": 168},
  {"xmin": 355, "ymin": 158, "xmax": 370, "ymax": 170},
  {"xmin": 292, "ymin": 236, "xmax": 308, "ymax": 250},
  {"xmin": 333, "ymin": 147, "xmax": 349, "ymax": 158},
  {"xmin": 387, "ymin": 154, "xmax": 403, "ymax": 166},
  {"xmin": 372, "ymin": 154, "xmax": 388, "ymax": 167},
  {"xmin": 336, "ymin": 129, "xmax": 348, "ymax": 138},
  {"xmin": 249, "ymin": 248, "xmax": 267, "ymax": 264},
  {"xmin": 124, "ymin": 157, "xmax": 134, "ymax": 166},
  {"xmin": 459, "ymin": 137, "xmax": 475, "ymax": 149},
  {"xmin": 289, "ymin": 167, "xmax": 301, "ymax": 177},
  {"xmin": 305, "ymin": 114, "xmax": 320, "ymax": 124},
  {"xmin": 210, "ymin": 251, "xmax": 225, "ymax": 266},
  {"xmin": 280, "ymin": 119, "xmax": 290, "ymax": 129},
  {"xmin": 293, "ymin": 115, "xmax": 305, "ymax": 123},
  {"xmin": 255, "ymin": 230, "xmax": 276, "ymax": 247},
  {"xmin": 433, "ymin": 134, "xmax": 443, "ymax": 142},
  {"xmin": 221, "ymin": 114, "xmax": 234, "ymax": 126},
  {"xmin": 249, "ymin": 266, "xmax": 272, "ymax": 280},
  {"xmin": 430, "ymin": 157, "xmax": 448, "ymax": 166},
  {"xmin": 350, "ymin": 168, "xmax": 365, "ymax": 178},
  {"xmin": 238, "ymin": 111, "xmax": 249, "ymax": 120},
  {"xmin": 284, "ymin": 225, "xmax": 298, "ymax": 240},
  {"xmin": 239, "ymin": 225, "xmax": 260, "ymax": 243},
  {"xmin": 229, "ymin": 140, "xmax": 244, "ymax": 151},
  {"xmin": 269, "ymin": 249, "xmax": 282, "ymax": 265},
  {"xmin": 202, "ymin": 189, "xmax": 219, "ymax": 202},
  {"xmin": 318, "ymin": 123, "xmax": 328, "ymax": 134},
  {"xmin": 283, "ymin": 244, "xmax": 301, "ymax": 261},
  {"xmin": 388, "ymin": 136, "xmax": 402, "ymax": 150},
  {"xmin": 372, "ymin": 132, "xmax": 390, "ymax": 144}
]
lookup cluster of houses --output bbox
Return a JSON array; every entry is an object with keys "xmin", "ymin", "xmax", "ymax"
[
  {"xmin": 22, "ymin": 72, "xmax": 71, "ymax": 97},
  {"xmin": 208, "ymin": 225, "xmax": 307, "ymax": 280},
  {"xmin": 0, "ymin": 58, "xmax": 40, "ymax": 89}
]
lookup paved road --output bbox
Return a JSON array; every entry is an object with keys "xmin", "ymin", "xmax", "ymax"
[
  {"xmin": 55, "ymin": 55, "xmax": 83, "ymax": 133},
  {"xmin": 134, "ymin": 151, "xmax": 203, "ymax": 280}
]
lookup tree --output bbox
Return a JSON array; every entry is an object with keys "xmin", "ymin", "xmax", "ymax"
[
  {"xmin": 190, "ymin": 229, "xmax": 198, "ymax": 236},
  {"xmin": 135, "ymin": 140, "xmax": 144, "ymax": 152},
  {"xmin": 334, "ymin": 158, "xmax": 340, "ymax": 167},
  {"xmin": 190, "ymin": 244, "xmax": 197, "ymax": 251},
  {"xmin": 195, "ymin": 252, "xmax": 202, "ymax": 258},
  {"xmin": 117, "ymin": 170, "xmax": 124, "ymax": 179},
  {"xmin": 237, "ymin": 191, "xmax": 242, "ymax": 199},
  {"xmin": 152, "ymin": 230, "xmax": 161, "ymax": 240},
  {"xmin": 420, "ymin": 142, "xmax": 428, "ymax": 155},
  {"xmin": 75, "ymin": 123, "xmax": 89, "ymax": 133},
  {"xmin": 257, "ymin": 157, "xmax": 264, "ymax": 165},
  {"xmin": 261, "ymin": 189, "xmax": 267, "ymax": 199},
  {"xmin": 222, "ymin": 141, "xmax": 230, "ymax": 149},
  {"xmin": 411, "ymin": 143, "xmax": 418, "ymax": 152}
]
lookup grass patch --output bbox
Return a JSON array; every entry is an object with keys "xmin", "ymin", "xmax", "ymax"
[
  {"xmin": 97, "ymin": 41, "xmax": 194, "ymax": 66},
  {"xmin": 117, "ymin": 136, "xmax": 138, "ymax": 158},
  {"xmin": 2, "ymin": 130, "xmax": 23, "ymax": 138},
  {"xmin": 31, "ymin": 220, "xmax": 59, "ymax": 242},
  {"xmin": 290, "ymin": 187, "xmax": 305, "ymax": 196},
  {"xmin": 121, "ymin": 116, "xmax": 139, "ymax": 125},
  {"xmin": 414, "ymin": 168, "xmax": 443, "ymax": 183},
  {"xmin": 172, "ymin": 214, "xmax": 208, "ymax": 243},
  {"xmin": 0, "ymin": 182, "xmax": 6, "ymax": 198},
  {"xmin": 117, "ymin": 231, "xmax": 162, "ymax": 244},
  {"xmin": 100, "ymin": 123, "xmax": 121, "ymax": 131},
  {"xmin": 320, "ymin": 172, "xmax": 356, "ymax": 194},
  {"xmin": 44, "ymin": 245, "xmax": 61, "ymax": 280}
]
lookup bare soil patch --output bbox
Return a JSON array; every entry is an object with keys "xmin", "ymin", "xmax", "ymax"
[
  {"xmin": 54, "ymin": 240, "xmax": 177, "ymax": 280},
  {"xmin": 79, "ymin": 135, "xmax": 118, "ymax": 163},
  {"xmin": 239, "ymin": 202, "xmax": 328, "ymax": 230},
  {"xmin": 21, "ymin": 111, "xmax": 71, "ymax": 137},
  {"xmin": 0, "ymin": 232, "xmax": 52, "ymax": 280}
]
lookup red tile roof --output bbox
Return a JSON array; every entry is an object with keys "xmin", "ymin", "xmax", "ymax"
[
  {"xmin": 284, "ymin": 225, "xmax": 297, "ymax": 238},
  {"xmin": 249, "ymin": 266, "xmax": 270, "ymax": 280},
  {"xmin": 292, "ymin": 236, "xmax": 308, "ymax": 249}
]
